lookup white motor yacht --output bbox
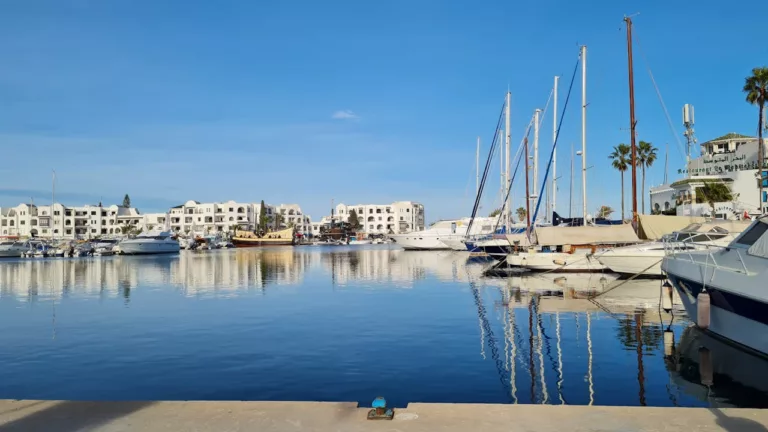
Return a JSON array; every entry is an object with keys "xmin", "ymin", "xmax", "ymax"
[
  {"xmin": 119, "ymin": 231, "xmax": 180, "ymax": 255},
  {"xmin": 0, "ymin": 240, "xmax": 30, "ymax": 258},
  {"xmin": 391, "ymin": 218, "xmax": 496, "ymax": 251},
  {"xmin": 598, "ymin": 220, "xmax": 750, "ymax": 277},
  {"xmin": 662, "ymin": 215, "xmax": 768, "ymax": 355}
]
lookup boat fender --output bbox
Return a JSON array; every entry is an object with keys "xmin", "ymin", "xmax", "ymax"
[
  {"xmin": 663, "ymin": 329, "xmax": 675, "ymax": 357},
  {"xmin": 661, "ymin": 280, "xmax": 673, "ymax": 313},
  {"xmin": 696, "ymin": 289, "xmax": 710, "ymax": 329},
  {"xmin": 698, "ymin": 347, "xmax": 713, "ymax": 387},
  {"xmin": 553, "ymin": 259, "xmax": 566, "ymax": 266}
]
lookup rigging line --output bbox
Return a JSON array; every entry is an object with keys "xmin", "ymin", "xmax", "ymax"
[
  {"xmin": 467, "ymin": 101, "xmax": 506, "ymax": 235},
  {"xmin": 469, "ymin": 280, "xmax": 514, "ymax": 400},
  {"xmin": 632, "ymin": 25, "xmax": 687, "ymax": 161},
  {"xmin": 531, "ymin": 52, "xmax": 581, "ymax": 225}
]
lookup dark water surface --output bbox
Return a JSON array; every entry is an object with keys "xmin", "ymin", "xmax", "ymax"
[{"xmin": 1, "ymin": 246, "xmax": 766, "ymax": 408}]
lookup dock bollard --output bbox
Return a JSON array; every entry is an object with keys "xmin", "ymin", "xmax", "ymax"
[{"xmin": 367, "ymin": 396, "xmax": 394, "ymax": 420}]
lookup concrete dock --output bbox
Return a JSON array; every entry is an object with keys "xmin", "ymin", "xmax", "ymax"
[{"xmin": 1, "ymin": 400, "xmax": 768, "ymax": 432}]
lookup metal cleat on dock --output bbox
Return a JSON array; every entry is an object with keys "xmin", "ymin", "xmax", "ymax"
[{"xmin": 366, "ymin": 396, "xmax": 394, "ymax": 420}]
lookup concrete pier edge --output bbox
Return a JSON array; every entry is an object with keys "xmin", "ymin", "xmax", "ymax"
[{"xmin": 1, "ymin": 399, "xmax": 767, "ymax": 431}]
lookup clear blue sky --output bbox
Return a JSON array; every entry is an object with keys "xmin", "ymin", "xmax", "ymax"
[{"xmin": 1, "ymin": 1, "xmax": 766, "ymax": 222}]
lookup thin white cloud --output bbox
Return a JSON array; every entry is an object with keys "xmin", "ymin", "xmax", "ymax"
[{"xmin": 332, "ymin": 110, "xmax": 359, "ymax": 120}]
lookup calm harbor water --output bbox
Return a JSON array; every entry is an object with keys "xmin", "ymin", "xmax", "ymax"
[{"xmin": 1, "ymin": 246, "xmax": 766, "ymax": 408}]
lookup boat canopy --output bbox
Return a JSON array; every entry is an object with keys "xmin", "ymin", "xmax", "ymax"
[
  {"xmin": 534, "ymin": 224, "xmax": 640, "ymax": 247},
  {"xmin": 744, "ymin": 216, "xmax": 768, "ymax": 259},
  {"xmin": 637, "ymin": 214, "xmax": 706, "ymax": 240}
]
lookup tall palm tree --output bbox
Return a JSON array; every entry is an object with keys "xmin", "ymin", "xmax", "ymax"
[
  {"xmin": 744, "ymin": 67, "xmax": 768, "ymax": 213},
  {"xmin": 637, "ymin": 141, "xmax": 658, "ymax": 215},
  {"xmin": 515, "ymin": 206, "xmax": 527, "ymax": 223},
  {"xmin": 609, "ymin": 144, "xmax": 631, "ymax": 220}
]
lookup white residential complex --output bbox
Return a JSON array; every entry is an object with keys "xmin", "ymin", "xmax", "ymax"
[
  {"xmin": 0, "ymin": 199, "xmax": 313, "ymax": 239},
  {"xmin": 311, "ymin": 201, "xmax": 425, "ymax": 236},
  {"xmin": 0, "ymin": 203, "xmax": 142, "ymax": 239},
  {"xmin": 168, "ymin": 201, "xmax": 311, "ymax": 235}
]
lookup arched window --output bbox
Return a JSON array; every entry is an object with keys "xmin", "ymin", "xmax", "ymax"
[{"xmin": 664, "ymin": 202, "xmax": 670, "ymax": 210}]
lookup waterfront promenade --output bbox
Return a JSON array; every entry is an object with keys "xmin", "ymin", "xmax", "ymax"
[{"xmin": 1, "ymin": 400, "xmax": 767, "ymax": 431}]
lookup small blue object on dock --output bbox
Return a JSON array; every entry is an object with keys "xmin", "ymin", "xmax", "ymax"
[{"xmin": 367, "ymin": 396, "xmax": 394, "ymax": 420}]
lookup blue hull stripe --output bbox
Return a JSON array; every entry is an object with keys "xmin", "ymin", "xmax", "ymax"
[{"xmin": 668, "ymin": 274, "xmax": 768, "ymax": 327}]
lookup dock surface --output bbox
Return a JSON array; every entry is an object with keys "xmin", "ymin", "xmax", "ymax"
[{"xmin": 1, "ymin": 400, "xmax": 768, "ymax": 431}]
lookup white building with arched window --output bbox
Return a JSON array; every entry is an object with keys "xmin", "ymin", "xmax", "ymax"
[{"xmin": 330, "ymin": 201, "xmax": 424, "ymax": 235}]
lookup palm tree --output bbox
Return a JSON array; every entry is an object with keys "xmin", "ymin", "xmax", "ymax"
[
  {"xmin": 515, "ymin": 207, "xmax": 527, "ymax": 223},
  {"xmin": 609, "ymin": 144, "xmax": 631, "ymax": 220},
  {"xmin": 637, "ymin": 141, "xmax": 658, "ymax": 215},
  {"xmin": 744, "ymin": 67, "xmax": 768, "ymax": 212}
]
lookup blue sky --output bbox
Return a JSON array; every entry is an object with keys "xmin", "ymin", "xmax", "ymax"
[{"xmin": 1, "ymin": 1, "xmax": 767, "ymax": 222}]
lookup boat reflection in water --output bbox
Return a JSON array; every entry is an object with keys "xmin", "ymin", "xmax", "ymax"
[
  {"xmin": 665, "ymin": 326, "xmax": 768, "ymax": 408},
  {"xmin": 2, "ymin": 246, "xmax": 768, "ymax": 407}
]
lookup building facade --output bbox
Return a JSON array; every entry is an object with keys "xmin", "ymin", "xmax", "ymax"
[
  {"xmin": 329, "ymin": 201, "xmax": 425, "ymax": 235},
  {"xmin": 650, "ymin": 133, "xmax": 768, "ymax": 218},
  {"xmin": 167, "ymin": 200, "xmax": 312, "ymax": 236},
  {"xmin": 0, "ymin": 203, "xmax": 142, "ymax": 239}
]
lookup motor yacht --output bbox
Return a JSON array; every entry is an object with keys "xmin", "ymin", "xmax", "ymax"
[
  {"xmin": 598, "ymin": 220, "xmax": 750, "ymax": 277},
  {"xmin": 0, "ymin": 240, "xmax": 30, "ymax": 258},
  {"xmin": 119, "ymin": 231, "xmax": 180, "ymax": 255},
  {"xmin": 389, "ymin": 218, "xmax": 495, "ymax": 251},
  {"xmin": 662, "ymin": 215, "xmax": 768, "ymax": 355}
]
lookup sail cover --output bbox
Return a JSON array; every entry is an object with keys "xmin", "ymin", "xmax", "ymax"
[
  {"xmin": 637, "ymin": 214, "xmax": 706, "ymax": 240},
  {"xmin": 534, "ymin": 224, "xmax": 640, "ymax": 247}
]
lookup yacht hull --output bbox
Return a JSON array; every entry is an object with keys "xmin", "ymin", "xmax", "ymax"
[
  {"xmin": 232, "ymin": 239, "xmax": 294, "ymax": 247},
  {"xmin": 389, "ymin": 235, "xmax": 449, "ymax": 250},
  {"xmin": 597, "ymin": 251, "xmax": 663, "ymax": 276},
  {"xmin": 663, "ymin": 255, "xmax": 768, "ymax": 356},
  {"xmin": 507, "ymin": 251, "xmax": 606, "ymax": 272},
  {"xmin": 119, "ymin": 242, "xmax": 180, "ymax": 255}
]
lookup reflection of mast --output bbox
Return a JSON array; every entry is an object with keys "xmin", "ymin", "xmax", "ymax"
[
  {"xmin": 536, "ymin": 296, "xmax": 549, "ymax": 403},
  {"xmin": 555, "ymin": 312, "xmax": 564, "ymax": 404},
  {"xmin": 509, "ymin": 293, "xmax": 518, "ymax": 404},
  {"xmin": 529, "ymin": 295, "xmax": 536, "ymax": 402},
  {"xmin": 635, "ymin": 311, "xmax": 647, "ymax": 406},
  {"xmin": 587, "ymin": 311, "xmax": 594, "ymax": 405}
]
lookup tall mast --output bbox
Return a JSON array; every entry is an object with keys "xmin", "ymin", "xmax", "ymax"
[
  {"xmin": 664, "ymin": 145, "xmax": 668, "ymax": 184},
  {"xmin": 570, "ymin": 144, "xmax": 574, "ymax": 218},
  {"xmin": 581, "ymin": 45, "xmax": 588, "ymax": 225},
  {"xmin": 52, "ymin": 170, "xmax": 55, "ymax": 241},
  {"xmin": 533, "ymin": 108, "xmax": 541, "ymax": 219},
  {"xmin": 524, "ymin": 137, "xmax": 531, "ymax": 229},
  {"xmin": 552, "ymin": 76, "xmax": 559, "ymax": 221},
  {"xmin": 505, "ymin": 91, "xmax": 512, "ymax": 230},
  {"xmin": 500, "ymin": 129, "xmax": 505, "ymax": 207},
  {"xmin": 476, "ymin": 137, "xmax": 480, "ymax": 194},
  {"xmin": 625, "ymin": 16, "xmax": 638, "ymax": 223}
]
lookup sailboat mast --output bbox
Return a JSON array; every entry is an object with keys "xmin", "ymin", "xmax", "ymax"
[
  {"xmin": 664, "ymin": 145, "xmax": 669, "ymax": 184},
  {"xmin": 500, "ymin": 129, "xmax": 505, "ymax": 207},
  {"xmin": 52, "ymin": 170, "xmax": 55, "ymax": 241},
  {"xmin": 533, "ymin": 108, "xmax": 540, "ymax": 218},
  {"xmin": 625, "ymin": 16, "xmax": 638, "ymax": 223},
  {"xmin": 552, "ymin": 76, "xmax": 559, "ymax": 222},
  {"xmin": 505, "ymin": 91, "xmax": 512, "ymax": 230},
  {"xmin": 581, "ymin": 45, "xmax": 588, "ymax": 226},
  {"xmin": 524, "ymin": 137, "xmax": 531, "ymax": 229},
  {"xmin": 570, "ymin": 144, "xmax": 574, "ymax": 218},
  {"xmin": 476, "ymin": 137, "xmax": 480, "ymax": 194}
]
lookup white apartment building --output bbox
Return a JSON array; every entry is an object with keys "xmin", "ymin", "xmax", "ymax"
[
  {"xmin": 167, "ymin": 200, "xmax": 312, "ymax": 236},
  {"xmin": 330, "ymin": 201, "xmax": 425, "ymax": 235},
  {"xmin": 0, "ymin": 202, "xmax": 142, "ymax": 239}
]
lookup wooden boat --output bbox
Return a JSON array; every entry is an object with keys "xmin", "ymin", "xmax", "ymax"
[{"xmin": 232, "ymin": 227, "xmax": 295, "ymax": 247}]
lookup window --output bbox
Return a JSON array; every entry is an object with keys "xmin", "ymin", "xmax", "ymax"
[
  {"xmin": 407, "ymin": 209, "xmax": 410, "ymax": 213},
  {"xmin": 42, "ymin": 229, "xmax": 48, "ymax": 234},
  {"xmin": 66, "ymin": 229, "xmax": 72, "ymax": 235},
  {"xmin": 664, "ymin": 202, "xmax": 670, "ymax": 210},
  {"xmin": 369, "ymin": 225, "xmax": 374, "ymax": 230},
  {"xmin": 20, "ymin": 221, "xmax": 25, "ymax": 225},
  {"xmin": 369, "ymin": 209, "xmax": 373, "ymax": 214},
  {"xmin": 91, "ymin": 211, "xmax": 96, "ymax": 216},
  {"xmin": 378, "ymin": 217, "xmax": 382, "ymax": 221},
  {"xmin": 91, "ymin": 229, "xmax": 97, "ymax": 233},
  {"xmin": 54, "ymin": 211, "xmax": 60, "ymax": 216},
  {"xmin": 735, "ymin": 222, "xmax": 768, "ymax": 247}
]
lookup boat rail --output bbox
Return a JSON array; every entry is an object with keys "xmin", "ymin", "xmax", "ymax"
[{"xmin": 663, "ymin": 240, "xmax": 750, "ymax": 275}]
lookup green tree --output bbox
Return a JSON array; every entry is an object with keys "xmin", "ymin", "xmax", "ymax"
[
  {"xmin": 597, "ymin": 205, "xmax": 614, "ymax": 219},
  {"xmin": 348, "ymin": 209, "xmax": 361, "ymax": 229},
  {"xmin": 609, "ymin": 144, "xmax": 632, "ymax": 220},
  {"xmin": 515, "ymin": 206, "xmax": 527, "ymax": 222},
  {"xmin": 696, "ymin": 181, "xmax": 734, "ymax": 218},
  {"xmin": 274, "ymin": 213, "xmax": 284, "ymax": 229},
  {"xmin": 637, "ymin": 141, "xmax": 658, "ymax": 215},
  {"xmin": 258, "ymin": 200, "xmax": 268, "ymax": 232},
  {"xmin": 488, "ymin": 208, "xmax": 502, "ymax": 218},
  {"xmin": 123, "ymin": 194, "xmax": 131, "ymax": 208},
  {"xmin": 744, "ymin": 67, "xmax": 768, "ymax": 211}
]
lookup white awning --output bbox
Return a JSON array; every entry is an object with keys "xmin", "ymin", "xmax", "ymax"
[
  {"xmin": 534, "ymin": 224, "xmax": 640, "ymax": 247},
  {"xmin": 637, "ymin": 214, "xmax": 706, "ymax": 240}
]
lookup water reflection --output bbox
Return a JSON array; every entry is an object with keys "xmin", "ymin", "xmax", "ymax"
[{"xmin": 1, "ymin": 247, "xmax": 766, "ymax": 408}]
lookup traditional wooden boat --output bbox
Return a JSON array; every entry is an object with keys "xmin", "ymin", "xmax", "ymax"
[{"xmin": 232, "ymin": 227, "xmax": 295, "ymax": 247}]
